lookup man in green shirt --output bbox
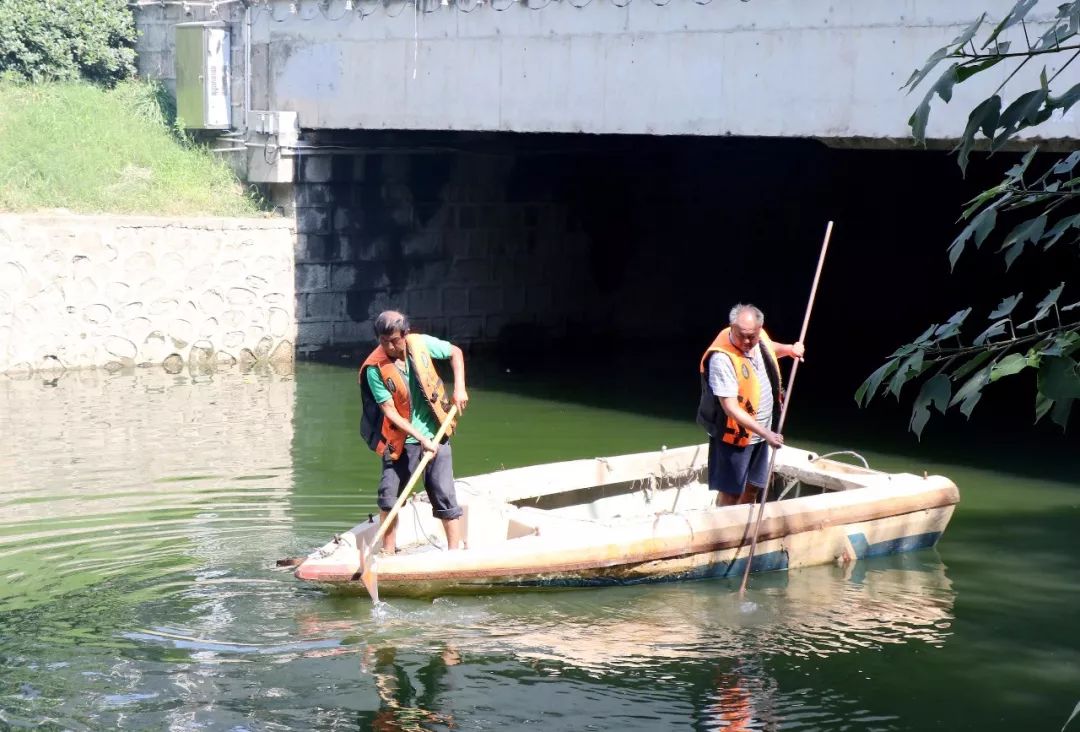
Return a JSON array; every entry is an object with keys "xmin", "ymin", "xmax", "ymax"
[{"xmin": 359, "ymin": 310, "xmax": 469, "ymax": 553}]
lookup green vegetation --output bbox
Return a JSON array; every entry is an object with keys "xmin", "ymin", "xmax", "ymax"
[
  {"xmin": 0, "ymin": 81, "xmax": 264, "ymax": 216},
  {"xmin": 0, "ymin": 0, "xmax": 136, "ymax": 85},
  {"xmin": 858, "ymin": 0, "xmax": 1080, "ymax": 435}
]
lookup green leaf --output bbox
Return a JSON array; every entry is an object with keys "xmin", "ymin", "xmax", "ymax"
[
  {"xmin": 1057, "ymin": 331, "xmax": 1080, "ymax": 356},
  {"xmin": 949, "ymin": 203, "xmax": 1000, "ymax": 269},
  {"xmin": 990, "ymin": 352, "xmax": 1031, "ymax": 381},
  {"xmin": 951, "ymin": 13, "xmax": 987, "ymax": 48},
  {"xmin": 952, "ymin": 350, "xmax": 995, "ymax": 381},
  {"xmin": 950, "ymin": 364, "xmax": 992, "ymax": 418},
  {"xmin": 974, "ymin": 318, "xmax": 1011, "ymax": 346},
  {"xmin": 1053, "ymin": 1, "xmax": 1080, "ymax": 22},
  {"xmin": 974, "ymin": 205, "xmax": 999, "ymax": 248},
  {"xmin": 1036, "ymin": 281, "xmax": 1065, "ymax": 311},
  {"xmin": 1000, "ymin": 213, "xmax": 1047, "ymax": 269},
  {"xmin": 1004, "ymin": 148, "xmax": 1039, "ymax": 184},
  {"xmin": 1052, "ymin": 151, "xmax": 1080, "ymax": 175},
  {"xmin": 888, "ymin": 349, "xmax": 926, "ymax": 399},
  {"xmin": 962, "ymin": 187, "xmax": 1010, "ymax": 220},
  {"xmin": 856, "ymin": 359, "xmax": 900, "ymax": 406},
  {"xmin": 990, "ymin": 293, "xmax": 1024, "ymax": 319},
  {"xmin": 914, "ymin": 323, "xmax": 939, "ymax": 345},
  {"xmin": 1035, "ymin": 22, "xmax": 1074, "ymax": 51},
  {"xmin": 956, "ymin": 56, "xmax": 1005, "ymax": 84},
  {"xmin": 889, "ymin": 343, "xmax": 919, "ymax": 359},
  {"xmin": 909, "ymin": 64, "xmax": 960, "ymax": 143},
  {"xmin": 910, "ymin": 374, "xmax": 952, "ymax": 438},
  {"xmin": 1018, "ymin": 282, "xmax": 1065, "ymax": 329},
  {"xmin": 1042, "ymin": 213, "xmax": 1080, "ymax": 250},
  {"xmin": 1050, "ymin": 397, "xmax": 1074, "ymax": 429},
  {"xmin": 956, "ymin": 96, "xmax": 1002, "ymax": 174},
  {"xmin": 983, "ymin": 0, "xmax": 1040, "ymax": 50},
  {"xmin": 1035, "ymin": 390, "xmax": 1054, "ymax": 423},
  {"xmin": 903, "ymin": 46, "xmax": 951, "ymax": 92},
  {"xmin": 994, "ymin": 89, "xmax": 1050, "ymax": 149},
  {"xmin": 1039, "ymin": 332, "xmax": 1074, "ymax": 357},
  {"xmin": 1050, "ymin": 81, "xmax": 1080, "ymax": 114},
  {"xmin": 935, "ymin": 308, "xmax": 972, "ymax": 340},
  {"xmin": 1038, "ymin": 356, "xmax": 1080, "ymax": 399}
]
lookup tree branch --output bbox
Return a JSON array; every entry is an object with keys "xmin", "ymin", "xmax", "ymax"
[
  {"xmin": 994, "ymin": 54, "xmax": 1033, "ymax": 95},
  {"xmin": 950, "ymin": 43, "xmax": 1080, "ymax": 60},
  {"xmin": 917, "ymin": 323, "xmax": 1078, "ymax": 360},
  {"xmin": 1048, "ymin": 47, "xmax": 1080, "ymax": 84}
]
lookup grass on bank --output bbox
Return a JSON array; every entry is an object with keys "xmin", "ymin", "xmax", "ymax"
[{"xmin": 0, "ymin": 80, "xmax": 265, "ymax": 216}]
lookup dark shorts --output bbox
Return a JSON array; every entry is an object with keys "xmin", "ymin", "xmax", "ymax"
[
  {"xmin": 378, "ymin": 440, "xmax": 463, "ymax": 520},
  {"xmin": 708, "ymin": 437, "xmax": 771, "ymax": 496}
]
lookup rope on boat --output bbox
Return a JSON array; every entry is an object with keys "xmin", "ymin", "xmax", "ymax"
[
  {"xmin": 408, "ymin": 497, "xmax": 446, "ymax": 550},
  {"xmin": 814, "ymin": 450, "xmax": 871, "ymax": 469},
  {"xmin": 777, "ymin": 477, "xmax": 801, "ymax": 500},
  {"xmin": 308, "ymin": 533, "xmax": 347, "ymax": 561}
]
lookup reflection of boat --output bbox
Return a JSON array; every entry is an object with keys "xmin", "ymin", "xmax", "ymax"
[
  {"xmin": 477, "ymin": 555, "xmax": 956, "ymax": 671},
  {"xmin": 294, "ymin": 444, "xmax": 959, "ymax": 597}
]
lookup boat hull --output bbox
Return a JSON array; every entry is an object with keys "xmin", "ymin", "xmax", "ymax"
[{"xmin": 294, "ymin": 444, "xmax": 960, "ymax": 597}]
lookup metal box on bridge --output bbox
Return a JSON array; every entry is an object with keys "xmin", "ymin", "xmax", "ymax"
[{"xmin": 174, "ymin": 22, "xmax": 231, "ymax": 129}]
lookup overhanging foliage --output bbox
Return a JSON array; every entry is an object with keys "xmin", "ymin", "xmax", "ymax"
[{"xmin": 858, "ymin": 0, "xmax": 1080, "ymax": 437}]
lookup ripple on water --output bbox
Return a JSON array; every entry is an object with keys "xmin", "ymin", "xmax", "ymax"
[{"xmin": 0, "ymin": 366, "xmax": 962, "ymax": 731}]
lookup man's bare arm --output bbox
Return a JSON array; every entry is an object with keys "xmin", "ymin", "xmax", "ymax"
[
  {"xmin": 719, "ymin": 396, "xmax": 783, "ymax": 448},
  {"xmin": 449, "ymin": 345, "xmax": 469, "ymax": 412},
  {"xmin": 378, "ymin": 401, "xmax": 437, "ymax": 453}
]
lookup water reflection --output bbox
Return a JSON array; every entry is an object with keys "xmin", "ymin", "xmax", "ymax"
[
  {"xmin": 0, "ymin": 367, "xmax": 296, "ymax": 613},
  {"xmin": 349, "ymin": 554, "xmax": 953, "ymax": 672},
  {"xmin": 0, "ymin": 364, "xmax": 971, "ymax": 731},
  {"xmin": 358, "ymin": 644, "xmax": 460, "ymax": 731},
  {"xmin": 283, "ymin": 553, "xmax": 953, "ymax": 730}
]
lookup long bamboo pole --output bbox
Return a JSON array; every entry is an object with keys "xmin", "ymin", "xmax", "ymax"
[{"xmin": 738, "ymin": 221, "xmax": 834, "ymax": 598}]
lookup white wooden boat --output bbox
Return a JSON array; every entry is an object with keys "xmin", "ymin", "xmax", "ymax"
[{"xmin": 293, "ymin": 444, "xmax": 960, "ymax": 597}]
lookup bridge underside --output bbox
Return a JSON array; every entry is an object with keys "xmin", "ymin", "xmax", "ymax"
[
  {"xmin": 251, "ymin": 0, "xmax": 1077, "ymax": 143},
  {"xmin": 279, "ymin": 130, "xmax": 1069, "ymax": 375}
]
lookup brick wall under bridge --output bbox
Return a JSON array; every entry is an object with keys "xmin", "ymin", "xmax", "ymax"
[
  {"xmin": 286, "ymin": 132, "xmax": 846, "ymax": 360},
  {"xmin": 290, "ymin": 139, "xmax": 592, "ymax": 354}
]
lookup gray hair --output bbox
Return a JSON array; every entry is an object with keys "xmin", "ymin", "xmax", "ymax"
[
  {"xmin": 373, "ymin": 310, "xmax": 410, "ymax": 337},
  {"xmin": 729, "ymin": 303, "xmax": 764, "ymax": 326}
]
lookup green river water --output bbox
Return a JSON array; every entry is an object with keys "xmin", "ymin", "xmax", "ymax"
[{"xmin": 1, "ymin": 362, "xmax": 1077, "ymax": 730}]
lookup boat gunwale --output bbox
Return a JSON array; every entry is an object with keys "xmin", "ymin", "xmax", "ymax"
[{"xmin": 297, "ymin": 481, "xmax": 959, "ymax": 584}]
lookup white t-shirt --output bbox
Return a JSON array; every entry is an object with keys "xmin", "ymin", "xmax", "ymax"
[{"xmin": 706, "ymin": 343, "xmax": 774, "ymax": 444}]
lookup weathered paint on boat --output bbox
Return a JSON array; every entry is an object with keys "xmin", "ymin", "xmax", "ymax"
[{"xmin": 294, "ymin": 443, "xmax": 959, "ymax": 596}]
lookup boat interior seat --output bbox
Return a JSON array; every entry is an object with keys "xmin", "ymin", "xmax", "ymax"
[
  {"xmin": 505, "ymin": 506, "xmax": 607, "ymax": 539},
  {"xmin": 460, "ymin": 498, "xmax": 513, "ymax": 549}
]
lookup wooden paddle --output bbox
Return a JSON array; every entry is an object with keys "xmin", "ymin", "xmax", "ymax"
[
  {"xmin": 738, "ymin": 221, "xmax": 833, "ymax": 598},
  {"xmin": 359, "ymin": 404, "xmax": 460, "ymax": 603}
]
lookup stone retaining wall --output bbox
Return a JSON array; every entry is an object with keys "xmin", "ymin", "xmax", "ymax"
[{"xmin": 0, "ymin": 214, "xmax": 296, "ymax": 374}]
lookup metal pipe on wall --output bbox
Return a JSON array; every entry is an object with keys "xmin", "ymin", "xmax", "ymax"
[{"xmin": 243, "ymin": 2, "xmax": 252, "ymax": 133}]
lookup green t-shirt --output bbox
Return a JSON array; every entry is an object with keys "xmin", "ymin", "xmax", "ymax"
[{"xmin": 366, "ymin": 334, "xmax": 453, "ymax": 443}]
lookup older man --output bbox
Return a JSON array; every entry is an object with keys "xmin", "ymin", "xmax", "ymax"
[
  {"xmin": 697, "ymin": 304, "xmax": 805, "ymax": 507},
  {"xmin": 358, "ymin": 310, "xmax": 469, "ymax": 552}
]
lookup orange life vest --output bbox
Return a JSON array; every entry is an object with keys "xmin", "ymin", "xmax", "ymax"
[
  {"xmin": 358, "ymin": 333, "xmax": 456, "ymax": 461},
  {"xmin": 696, "ymin": 327, "xmax": 782, "ymax": 447}
]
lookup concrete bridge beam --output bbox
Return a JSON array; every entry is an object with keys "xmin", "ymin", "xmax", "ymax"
[{"xmin": 249, "ymin": 0, "xmax": 1079, "ymax": 144}]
